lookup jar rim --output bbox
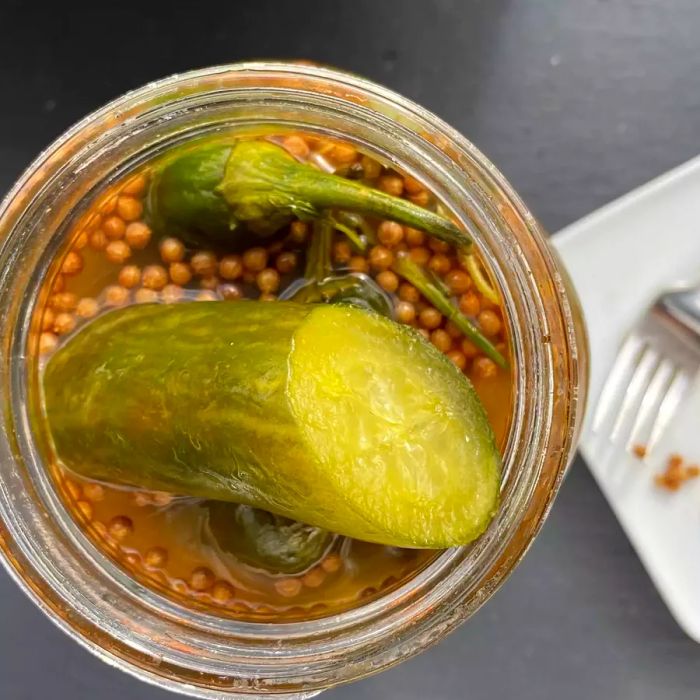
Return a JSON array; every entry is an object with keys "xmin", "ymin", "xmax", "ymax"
[{"xmin": 0, "ymin": 62, "xmax": 587, "ymax": 698}]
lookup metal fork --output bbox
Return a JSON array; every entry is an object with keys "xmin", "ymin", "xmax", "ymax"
[{"xmin": 591, "ymin": 284, "xmax": 700, "ymax": 458}]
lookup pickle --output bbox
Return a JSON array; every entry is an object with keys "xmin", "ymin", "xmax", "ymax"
[
  {"xmin": 204, "ymin": 501, "xmax": 333, "ymax": 574},
  {"xmin": 42, "ymin": 301, "xmax": 501, "ymax": 548}
]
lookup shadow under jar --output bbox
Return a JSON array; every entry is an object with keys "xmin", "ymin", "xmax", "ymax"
[{"xmin": 0, "ymin": 63, "xmax": 588, "ymax": 698}]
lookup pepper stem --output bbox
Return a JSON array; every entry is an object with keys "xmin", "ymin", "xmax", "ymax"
[
  {"xmin": 392, "ymin": 254, "xmax": 508, "ymax": 369},
  {"xmin": 305, "ymin": 220, "xmax": 333, "ymax": 281},
  {"xmin": 459, "ymin": 250, "xmax": 500, "ymax": 305}
]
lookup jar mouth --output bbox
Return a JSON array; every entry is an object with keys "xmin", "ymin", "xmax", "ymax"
[{"xmin": 0, "ymin": 62, "xmax": 587, "ymax": 697}]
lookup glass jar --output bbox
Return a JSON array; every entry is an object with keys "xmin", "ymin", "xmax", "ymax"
[{"xmin": 0, "ymin": 62, "xmax": 588, "ymax": 698}]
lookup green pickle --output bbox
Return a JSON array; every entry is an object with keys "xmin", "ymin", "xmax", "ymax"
[
  {"xmin": 204, "ymin": 501, "xmax": 333, "ymax": 574},
  {"xmin": 42, "ymin": 301, "xmax": 501, "ymax": 548}
]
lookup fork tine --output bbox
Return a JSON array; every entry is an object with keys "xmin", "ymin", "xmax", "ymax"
[
  {"xmin": 627, "ymin": 358, "xmax": 675, "ymax": 449},
  {"xmin": 646, "ymin": 368, "xmax": 692, "ymax": 452},
  {"xmin": 592, "ymin": 334, "xmax": 645, "ymax": 435},
  {"xmin": 609, "ymin": 345, "xmax": 660, "ymax": 442}
]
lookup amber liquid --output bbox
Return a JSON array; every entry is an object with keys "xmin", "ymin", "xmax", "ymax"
[{"xmin": 35, "ymin": 133, "xmax": 514, "ymax": 621}]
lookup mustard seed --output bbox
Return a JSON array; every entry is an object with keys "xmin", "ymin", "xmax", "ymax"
[
  {"xmin": 274, "ymin": 577, "xmax": 303, "ymax": 598},
  {"xmin": 445, "ymin": 269, "xmax": 472, "ymax": 295},
  {"xmin": 102, "ymin": 216, "xmax": 126, "ymax": 240},
  {"xmin": 428, "ymin": 253, "xmax": 451, "ymax": 275},
  {"xmin": 161, "ymin": 284, "xmax": 183, "ymax": 303},
  {"xmin": 39, "ymin": 332, "xmax": 58, "ymax": 354},
  {"xmin": 61, "ymin": 250, "xmax": 84, "ymax": 276},
  {"xmin": 242, "ymin": 247, "xmax": 268, "ymax": 273},
  {"xmin": 118, "ymin": 265, "xmax": 141, "ymax": 289},
  {"xmin": 83, "ymin": 483, "xmax": 105, "ymax": 502},
  {"xmin": 169, "ymin": 262, "xmax": 192, "ymax": 286},
  {"xmin": 141, "ymin": 265, "xmax": 168, "ymax": 291},
  {"xmin": 116, "ymin": 196, "xmax": 143, "ymax": 222},
  {"xmin": 409, "ymin": 190, "xmax": 431, "ymax": 207},
  {"xmin": 211, "ymin": 580, "xmax": 235, "ymax": 604},
  {"xmin": 377, "ymin": 174, "xmax": 404, "ymax": 196},
  {"xmin": 41, "ymin": 307, "xmax": 55, "ymax": 331},
  {"xmin": 125, "ymin": 221, "xmax": 152, "ymax": 250},
  {"xmin": 472, "ymin": 356, "xmax": 498, "ymax": 379},
  {"xmin": 105, "ymin": 240, "xmax": 132, "ymax": 264},
  {"xmin": 256, "ymin": 268, "xmax": 280, "ymax": 293},
  {"xmin": 134, "ymin": 288, "xmax": 159, "ymax": 304},
  {"xmin": 219, "ymin": 283, "xmax": 242, "ymax": 300},
  {"xmin": 301, "ymin": 567, "xmax": 326, "ymax": 588},
  {"xmin": 53, "ymin": 312, "xmax": 76, "ymax": 335},
  {"xmin": 289, "ymin": 220, "xmax": 308, "ymax": 244},
  {"xmin": 108, "ymin": 515, "xmax": 133, "ymax": 540},
  {"xmin": 219, "ymin": 255, "xmax": 243, "ymax": 280},
  {"xmin": 376, "ymin": 270, "xmax": 399, "ymax": 293},
  {"xmin": 395, "ymin": 300, "xmax": 416, "ymax": 324},
  {"xmin": 428, "ymin": 238, "xmax": 450, "ymax": 254},
  {"xmin": 275, "ymin": 251, "xmax": 298, "ymax": 274},
  {"xmin": 403, "ymin": 174, "xmax": 424, "ymax": 195},
  {"xmin": 122, "ymin": 173, "xmax": 147, "ymax": 197},
  {"xmin": 419, "ymin": 307, "xmax": 443, "ymax": 330},
  {"xmin": 104, "ymin": 285, "xmax": 130, "ymax": 307},
  {"xmin": 430, "ymin": 328, "xmax": 453, "ymax": 353},
  {"xmin": 76, "ymin": 297, "xmax": 99, "ymax": 319},
  {"xmin": 189, "ymin": 567, "xmax": 215, "ymax": 592},
  {"xmin": 404, "ymin": 227, "xmax": 425, "ymax": 247},
  {"xmin": 461, "ymin": 339, "xmax": 479, "ymax": 358},
  {"xmin": 159, "ymin": 237, "xmax": 186, "ymax": 263},
  {"xmin": 368, "ymin": 245, "xmax": 394, "ymax": 271},
  {"xmin": 377, "ymin": 221, "xmax": 404, "ymax": 247},
  {"xmin": 189, "ymin": 251, "xmax": 217, "ymax": 278},
  {"xmin": 333, "ymin": 240, "xmax": 352, "ymax": 264},
  {"xmin": 409, "ymin": 246, "xmax": 430, "ymax": 265},
  {"xmin": 447, "ymin": 349, "xmax": 467, "ymax": 370},
  {"xmin": 459, "ymin": 292, "xmax": 480, "ymax": 317},
  {"xmin": 478, "ymin": 309, "xmax": 502, "ymax": 337},
  {"xmin": 144, "ymin": 547, "xmax": 168, "ymax": 569},
  {"xmin": 398, "ymin": 283, "xmax": 420, "ymax": 303},
  {"xmin": 89, "ymin": 230, "xmax": 108, "ymax": 251},
  {"xmin": 321, "ymin": 553, "xmax": 342, "ymax": 573},
  {"xmin": 349, "ymin": 256, "xmax": 369, "ymax": 273},
  {"xmin": 49, "ymin": 292, "xmax": 78, "ymax": 312}
]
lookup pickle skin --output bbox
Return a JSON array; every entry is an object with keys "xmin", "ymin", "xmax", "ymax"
[{"xmin": 42, "ymin": 301, "xmax": 501, "ymax": 548}]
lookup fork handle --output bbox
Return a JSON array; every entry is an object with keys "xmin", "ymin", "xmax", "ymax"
[{"xmin": 659, "ymin": 287, "xmax": 700, "ymax": 339}]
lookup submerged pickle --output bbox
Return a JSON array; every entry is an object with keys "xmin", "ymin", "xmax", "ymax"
[{"xmin": 204, "ymin": 501, "xmax": 333, "ymax": 575}]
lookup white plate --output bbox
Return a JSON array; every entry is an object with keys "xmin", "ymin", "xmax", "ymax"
[{"xmin": 553, "ymin": 156, "xmax": 700, "ymax": 642}]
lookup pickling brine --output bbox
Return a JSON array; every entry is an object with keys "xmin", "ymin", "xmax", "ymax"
[{"xmin": 33, "ymin": 131, "xmax": 513, "ymax": 621}]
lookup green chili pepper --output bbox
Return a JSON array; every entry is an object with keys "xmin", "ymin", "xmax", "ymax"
[
  {"xmin": 147, "ymin": 139, "xmax": 469, "ymax": 247},
  {"xmin": 42, "ymin": 301, "xmax": 501, "ymax": 548},
  {"xmin": 204, "ymin": 501, "xmax": 333, "ymax": 574}
]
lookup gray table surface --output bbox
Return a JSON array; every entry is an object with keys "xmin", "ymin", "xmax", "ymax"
[{"xmin": 1, "ymin": 1, "xmax": 700, "ymax": 698}]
